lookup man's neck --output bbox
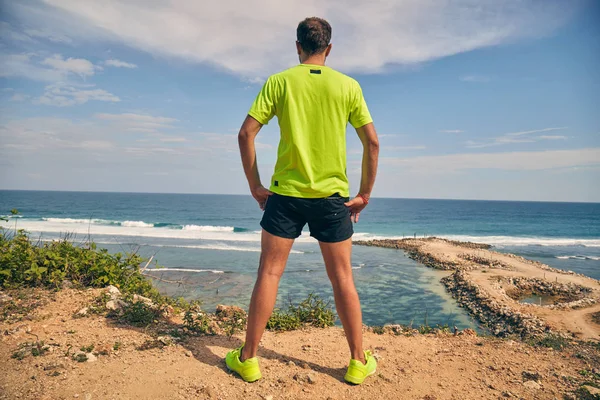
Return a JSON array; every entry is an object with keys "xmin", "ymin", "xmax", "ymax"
[{"xmin": 300, "ymin": 56, "xmax": 326, "ymax": 66}]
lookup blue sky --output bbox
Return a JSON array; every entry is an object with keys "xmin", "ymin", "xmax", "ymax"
[{"xmin": 0, "ymin": 0, "xmax": 599, "ymax": 202}]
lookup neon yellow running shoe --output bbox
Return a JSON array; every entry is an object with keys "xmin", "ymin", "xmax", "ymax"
[
  {"xmin": 344, "ymin": 350, "xmax": 377, "ymax": 385},
  {"xmin": 225, "ymin": 345, "xmax": 262, "ymax": 382}
]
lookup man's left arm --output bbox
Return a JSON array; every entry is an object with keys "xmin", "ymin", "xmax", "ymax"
[{"xmin": 238, "ymin": 115, "xmax": 272, "ymax": 210}]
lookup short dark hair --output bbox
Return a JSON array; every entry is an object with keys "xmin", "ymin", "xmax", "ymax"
[{"xmin": 296, "ymin": 17, "xmax": 332, "ymax": 55}]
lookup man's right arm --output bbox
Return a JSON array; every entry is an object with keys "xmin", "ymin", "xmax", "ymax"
[
  {"xmin": 238, "ymin": 115, "xmax": 272, "ymax": 210},
  {"xmin": 356, "ymin": 122, "xmax": 379, "ymax": 200}
]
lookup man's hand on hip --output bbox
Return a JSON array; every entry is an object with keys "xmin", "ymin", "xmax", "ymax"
[
  {"xmin": 344, "ymin": 195, "xmax": 368, "ymax": 223},
  {"xmin": 252, "ymin": 185, "xmax": 273, "ymax": 210}
]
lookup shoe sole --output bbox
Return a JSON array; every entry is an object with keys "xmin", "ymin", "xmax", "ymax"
[
  {"xmin": 344, "ymin": 368, "xmax": 377, "ymax": 385},
  {"xmin": 226, "ymin": 365, "xmax": 262, "ymax": 383}
]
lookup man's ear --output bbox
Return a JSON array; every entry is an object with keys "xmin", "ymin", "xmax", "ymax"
[
  {"xmin": 296, "ymin": 41, "xmax": 302, "ymax": 55},
  {"xmin": 325, "ymin": 43, "xmax": 332, "ymax": 57}
]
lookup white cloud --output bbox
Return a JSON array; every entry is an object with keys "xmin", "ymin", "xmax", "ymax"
[
  {"xmin": 466, "ymin": 127, "xmax": 569, "ymax": 148},
  {"xmin": 0, "ymin": 54, "xmax": 63, "ymax": 82},
  {"xmin": 460, "ymin": 75, "xmax": 491, "ymax": 83},
  {"xmin": 0, "ymin": 117, "xmax": 111, "ymax": 152},
  {"xmin": 95, "ymin": 113, "xmax": 178, "ymax": 132},
  {"xmin": 12, "ymin": 0, "xmax": 578, "ymax": 77},
  {"xmin": 40, "ymin": 54, "xmax": 96, "ymax": 78},
  {"xmin": 105, "ymin": 59, "xmax": 138, "ymax": 69},
  {"xmin": 504, "ymin": 127, "xmax": 569, "ymax": 137},
  {"xmin": 439, "ymin": 130, "xmax": 464, "ymax": 134},
  {"xmin": 34, "ymin": 82, "xmax": 120, "ymax": 106},
  {"xmin": 0, "ymin": 53, "xmax": 99, "ymax": 82},
  {"xmin": 381, "ymin": 148, "xmax": 600, "ymax": 172},
  {"xmin": 538, "ymin": 135, "xmax": 567, "ymax": 140},
  {"xmin": 9, "ymin": 93, "xmax": 29, "ymax": 102}
]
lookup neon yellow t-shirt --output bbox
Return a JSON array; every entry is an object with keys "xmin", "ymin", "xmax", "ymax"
[{"xmin": 248, "ymin": 64, "xmax": 372, "ymax": 199}]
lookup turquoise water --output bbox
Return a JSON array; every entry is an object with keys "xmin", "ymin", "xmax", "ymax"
[{"xmin": 1, "ymin": 190, "xmax": 599, "ymax": 328}]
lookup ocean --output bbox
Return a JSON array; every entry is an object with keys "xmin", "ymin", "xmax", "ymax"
[{"xmin": 1, "ymin": 190, "xmax": 599, "ymax": 329}]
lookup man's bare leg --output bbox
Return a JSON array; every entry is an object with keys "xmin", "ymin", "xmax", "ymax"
[
  {"xmin": 319, "ymin": 238, "xmax": 365, "ymax": 364},
  {"xmin": 241, "ymin": 229, "xmax": 294, "ymax": 361}
]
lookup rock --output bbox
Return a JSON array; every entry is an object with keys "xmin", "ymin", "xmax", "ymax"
[
  {"xmin": 185, "ymin": 351, "xmax": 193, "ymax": 357},
  {"xmin": 157, "ymin": 336, "xmax": 175, "ymax": 346},
  {"xmin": 0, "ymin": 293, "xmax": 13, "ymax": 303},
  {"xmin": 94, "ymin": 344, "xmax": 111, "ymax": 356},
  {"xmin": 287, "ymin": 361, "xmax": 296, "ymax": 367},
  {"xmin": 43, "ymin": 363, "xmax": 65, "ymax": 371},
  {"xmin": 105, "ymin": 300, "xmax": 127, "ymax": 311},
  {"xmin": 132, "ymin": 294, "xmax": 153, "ymax": 306},
  {"xmin": 293, "ymin": 372, "xmax": 317, "ymax": 384},
  {"xmin": 162, "ymin": 305, "xmax": 175, "ymax": 317},
  {"xmin": 106, "ymin": 285, "xmax": 121, "ymax": 298},
  {"xmin": 262, "ymin": 396, "xmax": 273, "ymax": 400},
  {"xmin": 86, "ymin": 353, "xmax": 97, "ymax": 363},
  {"xmin": 523, "ymin": 380, "xmax": 541, "ymax": 390},
  {"xmin": 215, "ymin": 305, "xmax": 247, "ymax": 319},
  {"xmin": 84, "ymin": 394, "xmax": 92, "ymax": 400},
  {"xmin": 522, "ymin": 371, "xmax": 541, "ymax": 382},
  {"xmin": 76, "ymin": 308, "xmax": 88, "ymax": 317}
]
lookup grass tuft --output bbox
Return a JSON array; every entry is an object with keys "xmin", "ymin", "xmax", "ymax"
[{"xmin": 266, "ymin": 293, "xmax": 335, "ymax": 331}]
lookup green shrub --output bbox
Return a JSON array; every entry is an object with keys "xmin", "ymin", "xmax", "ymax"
[
  {"xmin": 220, "ymin": 308, "xmax": 247, "ymax": 337},
  {"xmin": 80, "ymin": 344, "xmax": 94, "ymax": 353},
  {"xmin": 371, "ymin": 326, "xmax": 385, "ymax": 335},
  {"xmin": 266, "ymin": 309, "xmax": 301, "ymax": 331},
  {"xmin": 11, "ymin": 341, "xmax": 48, "ymax": 360},
  {"xmin": 0, "ymin": 228, "xmax": 164, "ymax": 303},
  {"xmin": 72, "ymin": 353, "xmax": 88, "ymax": 362},
  {"xmin": 526, "ymin": 334, "xmax": 570, "ymax": 351},
  {"xmin": 118, "ymin": 301, "xmax": 160, "ymax": 327},
  {"xmin": 266, "ymin": 293, "xmax": 335, "ymax": 331},
  {"xmin": 183, "ymin": 309, "xmax": 215, "ymax": 335}
]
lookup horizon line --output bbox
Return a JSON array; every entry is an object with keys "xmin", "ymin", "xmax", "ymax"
[{"xmin": 0, "ymin": 188, "xmax": 598, "ymax": 205}]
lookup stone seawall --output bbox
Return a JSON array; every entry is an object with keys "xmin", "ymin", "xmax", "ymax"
[{"xmin": 441, "ymin": 271, "xmax": 552, "ymax": 338}]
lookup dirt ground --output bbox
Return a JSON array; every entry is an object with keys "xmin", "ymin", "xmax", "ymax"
[{"xmin": 2, "ymin": 289, "xmax": 599, "ymax": 400}]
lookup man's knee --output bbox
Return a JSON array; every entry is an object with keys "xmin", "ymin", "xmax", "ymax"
[
  {"xmin": 328, "ymin": 270, "xmax": 355, "ymax": 290},
  {"xmin": 258, "ymin": 255, "xmax": 286, "ymax": 279}
]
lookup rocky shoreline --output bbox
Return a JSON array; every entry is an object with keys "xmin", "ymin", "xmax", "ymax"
[
  {"xmin": 441, "ymin": 270, "xmax": 550, "ymax": 337},
  {"xmin": 354, "ymin": 237, "xmax": 600, "ymax": 341}
]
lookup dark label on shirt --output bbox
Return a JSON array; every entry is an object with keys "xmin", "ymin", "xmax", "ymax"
[{"xmin": 310, "ymin": 69, "xmax": 322, "ymax": 74}]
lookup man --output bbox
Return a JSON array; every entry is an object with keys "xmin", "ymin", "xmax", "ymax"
[{"xmin": 226, "ymin": 17, "xmax": 379, "ymax": 385}]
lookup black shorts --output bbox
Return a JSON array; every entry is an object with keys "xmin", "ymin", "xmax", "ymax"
[{"xmin": 260, "ymin": 193, "xmax": 353, "ymax": 243}]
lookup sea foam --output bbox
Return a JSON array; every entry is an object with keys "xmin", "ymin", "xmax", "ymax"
[{"xmin": 556, "ymin": 255, "xmax": 600, "ymax": 261}]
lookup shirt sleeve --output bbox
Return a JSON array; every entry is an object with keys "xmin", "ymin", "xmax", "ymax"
[
  {"xmin": 248, "ymin": 76, "xmax": 278, "ymax": 125},
  {"xmin": 348, "ymin": 81, "xmax": 373, "ymax": 129}
]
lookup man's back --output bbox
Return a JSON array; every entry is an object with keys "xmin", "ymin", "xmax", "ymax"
[
  {"xmin": 231, "ymin": 16, "xmax": 379, "ymax": 386},
  {"xmin": 248, "ymin": 64, "xmax": 372, "ymax": 198}
]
